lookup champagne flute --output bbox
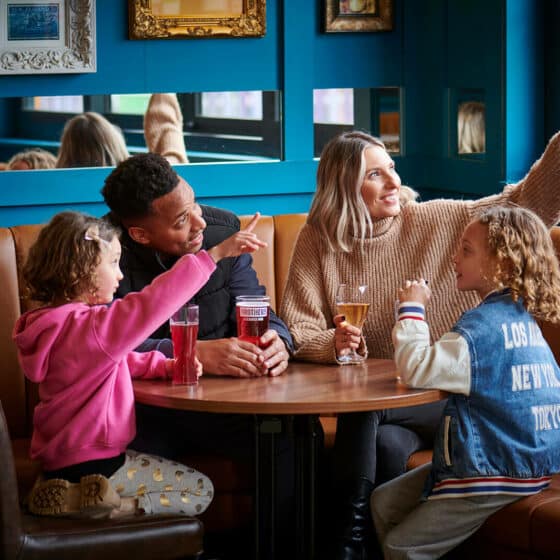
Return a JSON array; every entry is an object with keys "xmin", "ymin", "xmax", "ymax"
[{"xmin": 336, "ymin": 283, "xmax": 370, "ymax": 364}]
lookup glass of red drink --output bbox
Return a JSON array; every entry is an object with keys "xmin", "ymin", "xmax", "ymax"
[
  {"xmin": 235, "ymin": 295, "xmax": 270, "ymax": 347},
  {"xmin": 170, "ymin": 304, "xmax": 199, "ymax": 385}
]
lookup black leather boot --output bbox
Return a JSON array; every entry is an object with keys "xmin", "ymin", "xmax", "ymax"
[{"xmin": 333, "ymin": 477, "xmax": 376, "ymax": 560}]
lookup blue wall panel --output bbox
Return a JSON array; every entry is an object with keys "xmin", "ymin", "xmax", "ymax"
[
  {"xmin": 0, "ymin": 3, "xmax": 280, "ymax": 97},
  {"xmin": 0, "ymin": 1, "xmax": 552, "ymax": 226},
  {"xmin": 0, "ymin": 160, "xmax": 317, "ymax": 227},
  {"xmin": 505, "ymin": 0, "xmax": 544, "ymax": 182}
]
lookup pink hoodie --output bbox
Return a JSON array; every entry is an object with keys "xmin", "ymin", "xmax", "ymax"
[{"xmin": 13, "ymin": 250, "xmax": 216, "ymax": 471}]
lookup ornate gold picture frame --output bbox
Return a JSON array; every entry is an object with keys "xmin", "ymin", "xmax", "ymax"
[
  {"xmin": 128, "ymin": 0, "xmax": 266, "ymax": 39},
  {"xmin": 325, "ymin": 0, "xmax": 393, "ymax": 33}
]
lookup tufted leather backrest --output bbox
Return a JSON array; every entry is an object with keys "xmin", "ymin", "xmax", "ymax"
[
  {"xmin": 239, "ymin": 214, "xmax": 276, "ymax": 310},
  {"xmin": 239, "ymin": 213, "xmax": 307, "ymax": 312},
  {"xmin": 0, "ymin": 229, "xmax": 26, "ymax": 438},
  {"xmin": 273, "ymin": 213, "xmax": 307, "ymax": 310}
]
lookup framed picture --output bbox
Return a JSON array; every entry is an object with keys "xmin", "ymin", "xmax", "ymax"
[
  {"xmin": 0, "ymin": 0, "xmax": 96, "ymax": 75},
  {"xmin": 128, "ymin": 0, "xmax": 266, "ymax": 40},
  {"xmin": 325, "ymin": 0, "xmax": 393, "ymax": 33}
]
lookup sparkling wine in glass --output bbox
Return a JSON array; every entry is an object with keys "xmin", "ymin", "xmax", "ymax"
[{"xmin": 336, "ymin": 284, "xmax": 370, "ymax": 364}]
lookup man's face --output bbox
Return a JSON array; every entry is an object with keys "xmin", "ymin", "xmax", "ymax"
[{"xmin": 132, "ymin": 177, "xmax": 206, "ymax": 257}]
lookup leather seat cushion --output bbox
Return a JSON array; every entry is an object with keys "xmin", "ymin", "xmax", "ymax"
[{"xmin": 21, "ymin": 513, "xmax": 203, "ymax": 559}]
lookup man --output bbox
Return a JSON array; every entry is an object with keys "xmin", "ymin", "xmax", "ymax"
[
  {"xmin": 102, "ymin": 152, "xmax": 293, "ymax": 374},
  {"xmin": 101, "ymin": 153, "xmax": 298, "ymax": 555}
]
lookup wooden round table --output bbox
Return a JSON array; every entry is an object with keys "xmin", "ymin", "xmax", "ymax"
[
  {"xmin": 133, "ymin": 359, "xmax": 446, "ymax": 560},
  {"xmin": 133, "ymin": 358, "xmax": 444, "ymax": 414}
]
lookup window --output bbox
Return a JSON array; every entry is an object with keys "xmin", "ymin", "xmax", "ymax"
[
  {"xmin": 313, "ymin": 87, "xmax": 401, "ymax": 157},
  {"xmin": 15, "ymin": 91, "xmax": 282, "ymax": 164}
]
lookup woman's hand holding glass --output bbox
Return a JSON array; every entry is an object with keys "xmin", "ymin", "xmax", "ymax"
[
  {"xmin": 335, "ymin": 284, "xmax": 369, "ymax": 364},
  {"xmin": 334, "ymin": 314, "xmax": 363, "ymax": 358}
]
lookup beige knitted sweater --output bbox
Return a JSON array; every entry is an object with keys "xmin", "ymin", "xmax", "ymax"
[
  {"xmin": 280, "ymin": 132, "xmax": 560, "ymax": 364},
  {"xmin": 143, "ymin": 93, "xmax": 188, "ymax": 164}
]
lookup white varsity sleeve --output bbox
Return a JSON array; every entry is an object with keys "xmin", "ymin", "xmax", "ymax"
[{"xmin": 392, "ymin": 301, "xmax": 471, "ymax": 395}]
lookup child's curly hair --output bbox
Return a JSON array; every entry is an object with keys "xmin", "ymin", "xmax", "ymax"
[
  {"xmin": 24, "ymin": 212, "xmax": 120, "ymax": 305},
  {"xmin": 476, "ymin": 206, "xmax": 560, "ymax": 323}
]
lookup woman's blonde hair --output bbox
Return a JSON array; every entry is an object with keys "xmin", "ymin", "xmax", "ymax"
[
  {"xmin": 476, "ymin": 206, "xmax": 560, "ymax": 323},
  {"xmin": 308, "ymin": 131, "xmax": 417, "ymax": 252},
  {"xmin": 8, "ymin": 148, "xmax": 57, "ymax": 170},
  {"xmin": 24, "ymin": 212, "xmax": 120, "ymax": 305},
  {"xmin": 458, "ymin": 101, "xmax": 485, "ymax": 154},
  {"xmin": 56, "ymin": 112, "xmax": 129, "ymax": 168}
]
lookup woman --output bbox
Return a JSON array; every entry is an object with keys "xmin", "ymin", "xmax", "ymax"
[
  {"xmin": 56, "ymin": 112, "xmax": 129, "ymax": 168},
  {"xmin": 279, "ymin": 130, "xmax": 560, "ymax": 559},
  {"xmin": 56, "ymin": 94, "xmax": 188, "ymax": 168}
]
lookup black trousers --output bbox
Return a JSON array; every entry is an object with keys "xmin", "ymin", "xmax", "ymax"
[{"xmin": 331, "ymin": 400, "xmax": 446, "ymax": 488}]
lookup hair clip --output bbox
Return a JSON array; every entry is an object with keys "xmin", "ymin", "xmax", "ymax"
[{"xmin": 84, "ymin": 227, "xmax": 111, "ymax": 248}]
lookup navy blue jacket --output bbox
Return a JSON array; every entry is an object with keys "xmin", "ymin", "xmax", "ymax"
[{"xmin": 113, "ymin": 205, "xmax": 293, "ymax": 357}]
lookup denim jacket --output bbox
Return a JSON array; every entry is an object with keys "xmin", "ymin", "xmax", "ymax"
[{"xmin": 426, "ymin": 291, "xmax": 560, "ymax": 499}]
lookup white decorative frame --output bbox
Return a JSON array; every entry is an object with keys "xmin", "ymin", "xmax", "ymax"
[{"xmin": 0, "ymin": 0, "xmax": 96, "ymax": 75}]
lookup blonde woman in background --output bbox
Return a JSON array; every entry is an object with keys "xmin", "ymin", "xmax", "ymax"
[
  {"xmin": 56, "ymin": 94, "xmax": 188, "ymax": 168},
  {"xmin": 56, "ymin": 112, "xmax": 128, "ymax": 168},
  {"xmin": 458, "ymin": 101, "xmax": 485, "ymax": 154}
]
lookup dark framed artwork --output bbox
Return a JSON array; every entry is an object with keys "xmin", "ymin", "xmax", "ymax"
[{"xmin": 325, "ymin": 0, "xmax": 393, "ymax": 33}]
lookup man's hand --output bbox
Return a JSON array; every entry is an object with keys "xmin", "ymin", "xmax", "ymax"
[
  {"xmin": 258, "ymin": 330, "xmax": 290, "ymax": 377},
  {"xmin": 197, "ymin": 338, "xmax": 266, "ymax": 377},
  {"xmin": 208, "ymin": 213, "xmax": 267, "ymax": 262}
]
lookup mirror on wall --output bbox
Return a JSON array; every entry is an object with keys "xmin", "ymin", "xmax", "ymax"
[
  {"xmin": 0, "ymin": 91, "xmax": 282, "ymax": 169},
  {"xmin": 313, "ymin": 87, "xmax": 401, "ymax": 157}
]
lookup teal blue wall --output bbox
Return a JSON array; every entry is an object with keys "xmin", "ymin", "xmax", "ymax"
[{"xmin": 0, "ymin": 1, "xmax": 551, "ymax": 227}]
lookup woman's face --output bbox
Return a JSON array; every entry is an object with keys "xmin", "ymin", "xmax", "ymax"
[{"xmin": 360, "ymin": 146, "xmax": 402, "ymax": 219}]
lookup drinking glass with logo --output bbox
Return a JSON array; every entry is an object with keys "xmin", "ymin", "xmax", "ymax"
[
  {"xmin": 170, "ymin": 304, "xmax": 199, "ymax": 385},
  {"xmin": 236, "ymin": 295, "xmax": 270, "ymax": 347},
  {"xmin": 336, "ymin": 284, "xmax": 370, "ymax": 364}
]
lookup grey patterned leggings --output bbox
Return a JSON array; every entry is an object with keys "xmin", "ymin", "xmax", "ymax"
[{"xmin": 109, "ymin": 449, "xmax": 213, "ymax": 516}]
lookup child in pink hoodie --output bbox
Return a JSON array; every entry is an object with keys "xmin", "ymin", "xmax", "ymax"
[{"xmin": 14, "ymin": 210, "xmax": 265, "ymax": 518}]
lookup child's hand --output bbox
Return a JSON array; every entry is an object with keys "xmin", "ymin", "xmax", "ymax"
[
  {"xmin": 207, "ymin": 212, "xmax": 268, "ymax": 262},
  {"xmin": 165, "ymin": 358, "xmax": 174, "ymax": 378},
  {"xmin": 398, "ymin": 279, "xmax": 431, "ymax": 307},
  {"xmin": 194, "ymin": 356, "xmax": 203, "ymax": 378}
]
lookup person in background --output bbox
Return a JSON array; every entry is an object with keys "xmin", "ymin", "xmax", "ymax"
[
  {"xmin": 7, "ymin": 147, "xmax": 57, "ymax": 170},
  {"xmin": 143, "ymin": 92, "xmax": 189, "ymax": 164},
  {"xmin": 458, "ymin": 101, "xmax": 486, "ymax": 154},
  {"xmin": 56, "ymin": 112, "xmax": 129, "ymax": 168},
  {"xmin": 280, "ymin": 130, "xmax": 560, "ymax": 559},
  {"xmin": 372, "ymin": 206, "xmax": 560, "ymax": 559},
  {"xmin": 56, "ymin": 93, "xmax": 188, "ymax": 168},
  {"xmin": 16, "ymin": 210, "xmax": 265, "ymax": 519}
]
